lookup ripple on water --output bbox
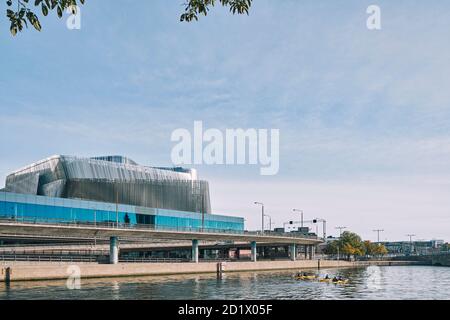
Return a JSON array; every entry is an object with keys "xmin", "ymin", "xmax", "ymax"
[{"xmin": 0, "ymin": 266, "xmax": 449, "ymax": 300}]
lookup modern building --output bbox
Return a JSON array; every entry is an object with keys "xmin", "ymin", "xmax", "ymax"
[{"xmin": 0, "ymin": 155, "xmax": 244, "ymax": 233}]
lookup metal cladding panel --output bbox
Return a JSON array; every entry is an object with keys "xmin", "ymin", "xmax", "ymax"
[
  {"xmin": 6, "ymin": 155, "xmax": 66, "ymax": 187},
  {"xmin": 62, "ymin": 179, "xmax": 211, "ymax": 214},
  {"xmin": 40, "ymin": 179, "xmax": 66, "ymax": 198},
  {"xmin": 6, "ymin": 155, "xmax": 195, "ymax": 186},
  {"xmin": 4, "ymin": 155, "xmax": 212, "ymax": 214},
  {"xmin": 4, "ymin": 172, "xmax": 39, "ymax": 195},
  {"xmin": 90, "ymin": 156, "xmax": 137, "ymax": 165},
  {"xmin": 61, "ymin": 156, "xmax": 194, "ymax": 182}
]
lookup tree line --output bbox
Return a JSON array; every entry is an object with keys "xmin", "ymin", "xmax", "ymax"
[{"xmin": 323, "ymin": 231, "xmax": 388, "ymax": 260}]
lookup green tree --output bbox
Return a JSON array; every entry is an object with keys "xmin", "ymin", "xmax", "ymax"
[
  {"xmin": 323, "ymin": 240, "xmax": 339, "ymax": 255},
  {"xmin": 323, "ymin": 231, "xmax": 367, "ymax": 260},
  {"xmin": 5, "ymin": 0, "xmax": 253, "ymax": 36},
  {"xmin": 340, "ymin": 231, "xmax": 364, "ymax": 260}
]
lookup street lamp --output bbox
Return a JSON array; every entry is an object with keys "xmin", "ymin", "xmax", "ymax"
[
  {"xmin": 254, "ymin": 202, "xmax": 265, "ymax": 235},
  {"xmin": 293, "ymin": 209, "xmax": 304, "ymax": 228},
  {"xmin": 373, "ymin": 229, "xmax": 384, "ymax": 244},
  {"xmin": 264, "ymin": 214, "xmax": 273, "ymax": 232},
  {"xmin": 336, "ymin": 226, "xmax": 346, "ymax": 238},
  {"xmin": 335, "ymin": 226, "xmax": 346, "ymax": 261},
  {"xmin": 407, "ymin": 234, "xmax": 416, "ymax": 254},
  {"xmin": 192, "ymin": 194, "xmax": 206, "ymax": 232}
]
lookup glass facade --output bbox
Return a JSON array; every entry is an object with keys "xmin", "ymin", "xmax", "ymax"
[{"xmin": 0, "ymin": 192, "xmax": 244, "ymax": 233}]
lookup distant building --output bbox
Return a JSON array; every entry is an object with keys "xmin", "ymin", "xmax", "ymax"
[
  {"xmin": 325, "ymin": 236, "xmax": 340, "ymax": 243},
  {"xmin": 0, "ymin": 155, "xmax": 244, "ymax": 232},
  {"xmin": 380, "ymin": 240, "xmax": 445, "ymax": 255}
]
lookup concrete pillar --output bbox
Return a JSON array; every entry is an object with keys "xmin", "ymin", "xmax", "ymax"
[
  {"xmin": 109, "ymin": 236, "xmax": 119, "ymax": 264},
  {"xmin": 192, "ymin": 239, "xmax": 199, "ymax": 263},
  {"xmin": 290, "ymin": 244, "xmax": 297, "ymax": 261},
  {"xmin": 312, "ymin": 246, "xmax": 316, "ymax": 260},
  {"xmin": 308, "ymin": 245, "xmax": 314, "ymax": 260},
  {"xmin": 304, "ymin": 245, "xmax": 308, "ymax": 259},
  {"xmin": 251, "ymin": 241, "xmax": 257, "ymax": 262}
]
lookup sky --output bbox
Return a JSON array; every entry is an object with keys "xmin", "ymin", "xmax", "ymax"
[{"xmin": 1, "ymin": 0, "xmax": 449, "ymax": 242}]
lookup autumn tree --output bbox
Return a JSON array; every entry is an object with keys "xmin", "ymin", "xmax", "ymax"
[
  {"xmin": 374, "ymin": 244, "xmax": 388, "ymax": 256},
  {"xmin": 5, "ymin": 0, "xmax": 252, "ymax": 36},
  {"xmin": 363, "ymin": 240, "xmax": 388, "ymax": 257}
]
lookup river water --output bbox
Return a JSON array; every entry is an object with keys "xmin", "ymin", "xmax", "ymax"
[{"xmin": 0, "ymin": 266, "xmax": 449, "ymax": 300}]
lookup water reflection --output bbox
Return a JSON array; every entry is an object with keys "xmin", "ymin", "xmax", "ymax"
[{"xmin": 0, "ymin": 266, "xmax": 449, "ymax": 300}]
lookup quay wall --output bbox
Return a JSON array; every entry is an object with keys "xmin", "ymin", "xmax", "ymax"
[
  {"xmin": 0, "ymin": 259, "xmax": 420, "ymax": 282},
  {"xmin": 432, "ymin": 254, "xmax": 450, "ymax": 267}
]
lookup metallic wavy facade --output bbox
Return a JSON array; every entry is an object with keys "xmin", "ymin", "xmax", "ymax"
[{"xmin": 4, "ymin": 155, "xmax": 211, "ymax": 214}]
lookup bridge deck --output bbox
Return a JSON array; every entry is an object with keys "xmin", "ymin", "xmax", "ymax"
[{"xmin": 0, "ymin": 221, "xmax": 321, "ymax": 245}]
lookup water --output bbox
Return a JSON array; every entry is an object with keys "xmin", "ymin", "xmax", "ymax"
[{"xmin": 0, "ymin": 266, "xmax": 449, "ymax": 300}]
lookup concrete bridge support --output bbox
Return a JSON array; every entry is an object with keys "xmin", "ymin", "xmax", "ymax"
[
  {"xmin": 109, "ymin": 236, "xmax": 119, "ymax": 264},
  {"xmin": 192, "ymin": 239, "xmax": 199, "ymax": 263},
  {"xmin": 251, "ymin": 241, "xmax": 257, "ymax": 262},
  {"xmin": 306, "ymin": 245, "xmax": 316, "ymax": 260},
  {"xmin": 289, "ymin": 244, "xmax": 297, "ymax": 261}
]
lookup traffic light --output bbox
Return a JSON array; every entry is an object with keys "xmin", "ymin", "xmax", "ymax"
[{"xmin": 289, "ymin": 221, "xmax": 293, "ymax": 225}]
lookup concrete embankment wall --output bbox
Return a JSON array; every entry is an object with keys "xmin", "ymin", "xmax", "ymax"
[
  {"xmin": 432, "ymin": 254, "xmax": 450, "ymax": 267},
  {"xmin": 391, "ymin": 254, "xmax": 449, "ymax": 267},
  {"xmin": 0, "ymin": 260, "xmax": 418, "ymax": 282}
]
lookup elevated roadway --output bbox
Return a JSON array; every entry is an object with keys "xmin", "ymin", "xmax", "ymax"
[{"xmin": 0, "ymin": 219, "xmax": 321, "ymax": 264}]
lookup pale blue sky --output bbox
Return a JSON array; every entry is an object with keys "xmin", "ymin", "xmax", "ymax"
[{"xmin": 1, "ymin": 0, "xmax": 449, "ymax": 241}]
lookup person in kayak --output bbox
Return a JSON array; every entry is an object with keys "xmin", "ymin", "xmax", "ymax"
[{"xmin": 332, "ymin": 276, "xmax": 345, "ymax": 282}]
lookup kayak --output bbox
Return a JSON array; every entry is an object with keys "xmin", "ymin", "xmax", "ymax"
[
  {"xmin": 319, "ymin": 278, "xmax": 349, "ymax": 284},
  {"xmin": 295, "ymin": 275, "xmax": 318, "ymax": 280}
]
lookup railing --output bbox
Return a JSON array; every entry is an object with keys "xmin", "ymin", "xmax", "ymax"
[
  {"xmin": 0, "ymin": 241, "xmax": 105, "ymax": 249},
  {"xmin": 244, "ymin": 230, "xmax": 319, "ymax": 240},
  {"xmin": 118, "ymin": 257, "xmax": 232, "ymax": 263},
  {"xmin": 0, "ymin": 215, "xmax": 320, "ymax": 240},
  {"xmin": 0, "ymin": 248, "xmax": 108, "ymax": 255},
  {"xmin": 0, "ymin": 254, "xmax": 102, "ymax": 263},
  {"xmin": 119, "ymin": 257, "xmax": 190, "ymax": 263}
]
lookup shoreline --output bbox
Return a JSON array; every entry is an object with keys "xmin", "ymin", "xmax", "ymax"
[{"xmin": 0, "ymin": 260, "xmax": 425, "ymax": 283}]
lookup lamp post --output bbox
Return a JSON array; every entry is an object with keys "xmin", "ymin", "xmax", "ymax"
[
  {"xmin": 373, "ymin": 229, "xmax": 384, "ymax": 244},
  {"xmin": 293, "ymin": 209, "xmax": 304, "ymax": 228},
  {"xmin": 115, "ymin": 188, "xmax": 119, "ymax": 228},
  {"xmin": 194, "ymin": 194, "xmax": 205, "ymax": 232},
  {"xmin": 407, "ymin": 234, "xmax": 416, "ymax": 254},
  {"xmin": 335, "ymin": 226, "xmax": 346, "ymax": 260},
  {"xmin": 264, "ymin": 214, "xmax": 273, "ymax": 232},
  {"xmin": 336, "ymin": 226, "xmax": 346, "ymax": 238},
  {"xmin": 254, "ymin": 202, "xmax": 265, "ymax": 235}
]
